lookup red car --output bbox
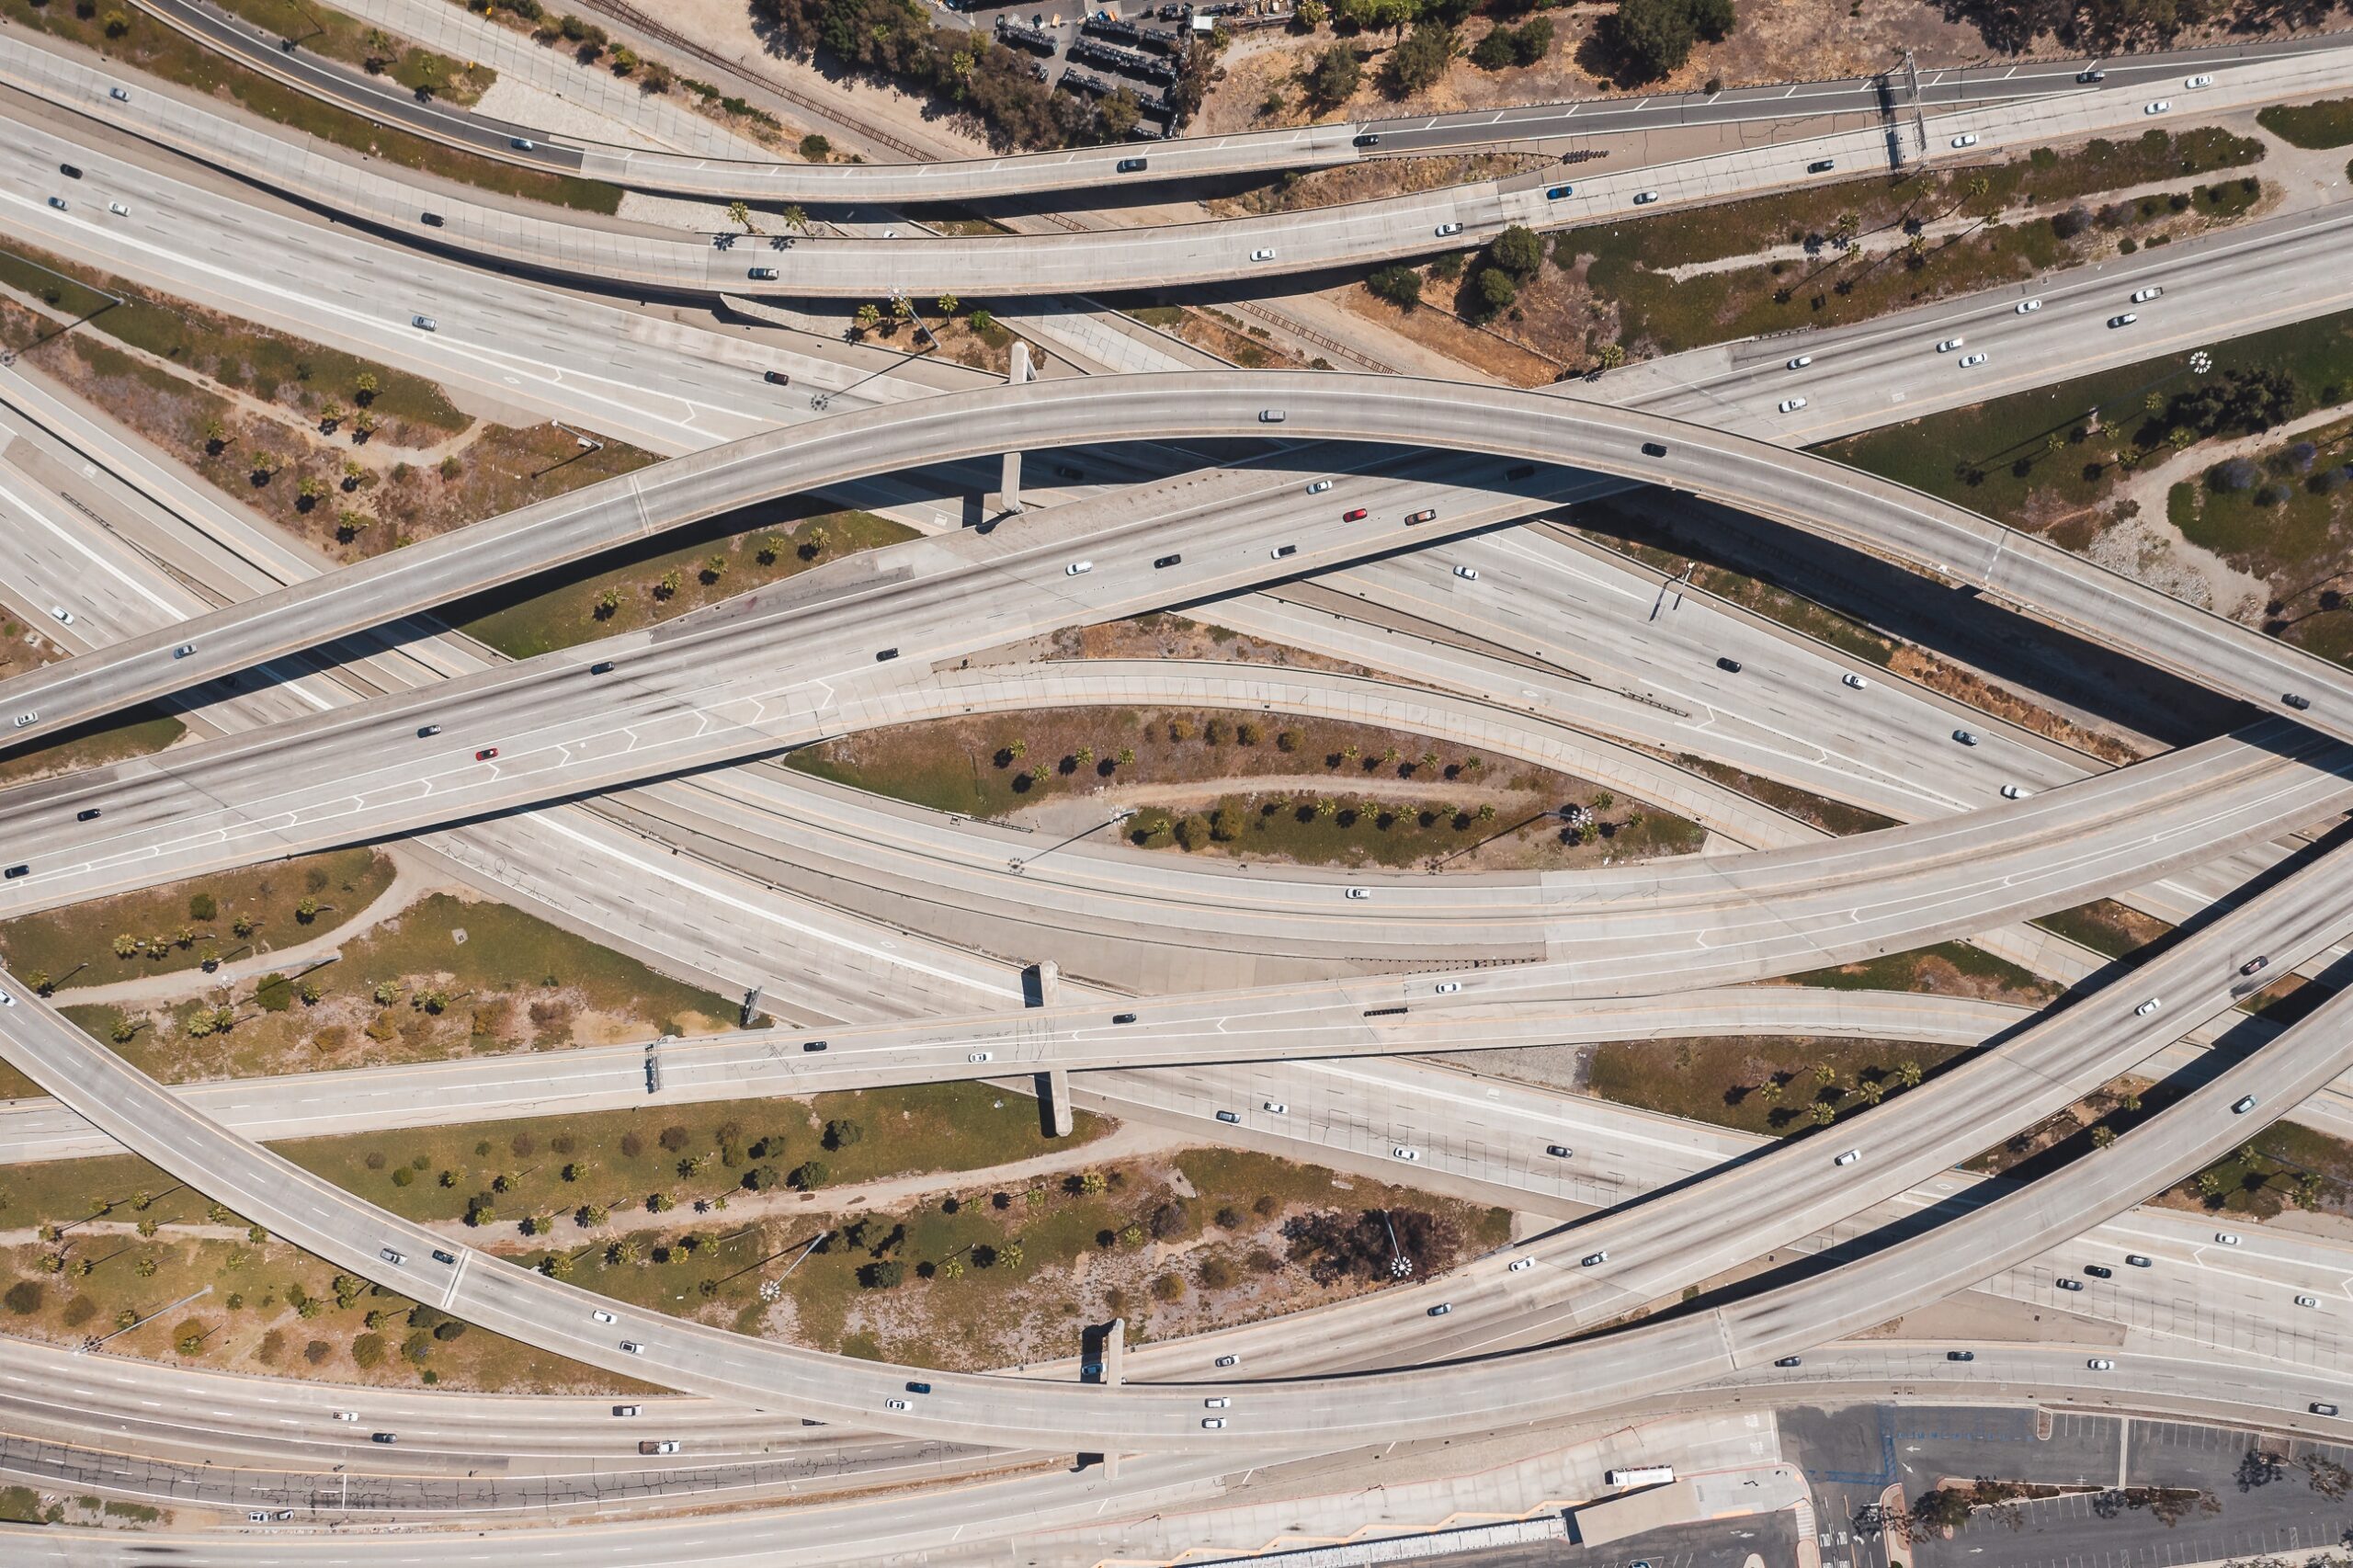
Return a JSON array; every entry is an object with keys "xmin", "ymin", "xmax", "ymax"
[
  {"xmin": 475, "ymin": 746, "xmax": 500, "ymax": 761},
  {"xmin": 1342, "ymin": 507, "xmax": 1368, "ymax": 522}
]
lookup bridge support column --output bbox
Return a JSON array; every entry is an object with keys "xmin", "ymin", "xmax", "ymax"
[
  {"xmin": 1102, "ymin": 1315, "xmax": 1125, "ymax": 1478},
  {"xmin": 997, "ymin": 340, "xmax": 1034, "ymax": 516},
  {"xmin": 1029, "ymin": 960, "xmax": 1074, "ymax": 1136}
]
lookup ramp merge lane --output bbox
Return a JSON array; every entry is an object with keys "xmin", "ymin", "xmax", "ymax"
[{"xmin": 1, "ymin": 375, "xmax": 2346, "ymax": 756}]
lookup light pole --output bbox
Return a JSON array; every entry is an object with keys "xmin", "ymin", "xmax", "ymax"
[{"xmin": 1010, "ymin": 808, "xmax": 1136, "ymax": 875}]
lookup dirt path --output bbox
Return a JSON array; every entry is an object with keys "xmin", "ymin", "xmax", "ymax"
[
  {"xmin": 2091, "ymin": 399, "xmax": 2353, "ymax": 620},
  {"xmin": 51, "ymin": 852, "xmax": 447, "ymax": 1008}
]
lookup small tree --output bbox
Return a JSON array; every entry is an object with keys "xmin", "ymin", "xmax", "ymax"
[{"xmin": 1306, "ymin": 42, "xmax": 1359, "ymax": 106}]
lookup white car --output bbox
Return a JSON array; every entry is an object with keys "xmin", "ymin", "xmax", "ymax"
[
  {"xmin": 2131, "ymin": 286, "xmax": 2163, "ymax": 303},
  {"xmin": 1064, "ymin": 560, "xmax": 1092, "ymax": 575},
  {"xmin": 1453, "ymin": 564, "xmax": 1479, "ymax": 580},
  {"xmin": 1305, "ymin": 479, "xmax": 1333, "ymax": 494},
  {"xmin": 2134, "ymin": 998, "xmax": 2162, "ymax": 1017},
  {"xmin": 1778, "ymin": 397, "xmax": 1808, "ymax": 413},
  {"xmin": 1958, "ymin": 352, "xmax": 1987, "ymax": 368},
  {"xmin": 1507, "ymin": 1256, "xmax": 1534, "ymax": 1272},
  {"xmin": 884, "ymin": 1398, "xmax": 910, "ymax": 1411},
  {"xmin": 1631, "ymin": 190, "xmax": 1660, "ymax": 204},
  {"xmin": 1434, "ymin": 981, "xmax": 1461, "ymax": 994},
  {"xmin": 1936, "ymin": 336, "xmax": 1964, "ymax": 352},
  {"xmin": 1435, "ymin": 222, "xmax": 1462, "ymax": 237},
  {"xmin": 1953, "ymin": 729, "xmax": 1978, "ymax": 746},
  {"xmin": 1202, "ymin": 1417, "xmax": 1227, "ymax": 1429},
  {"xmin": 108, "ymin": 201, "xmax": 129, "ymax": 216},
  {"xmin": 2215, "ymin": 1233, "xmax": 2240, "ymax": 1245},
  {"xmin": 1833, "ymin": 1149, "xmax": 1860, "ymax": 1166},
  {"xmin": 1214, "ymin": 1354, "xmax": 1239, "ymax": 1368},
  {"xmin": 613, "ymin": 1405, "xmax": 642, "ymax": 1417},
  {"xmin": 619, "ymin": 1340, "xmax": 644, "ymax": 1356},
  {"xmin": 1427, "ymin": 1302, "xmax": 1452, "ymax": 1317},
  {"xmin": 2296, "ymin": 1295, "xmax": 2319, "ymax": 1308},
  {"xmin": 592, "ymin": 1310, "xmax": 617, "ymax": 1324},
  {"xmin": 1951, "ymin": 132, "xmax": 1979, "ymax": 148},
  {"xmin": 2087, "ymin": 1358, "xmax": 2115, "ymax": 1370},
  {"xmin": 412, "ymin": 314, "xmax": 438, "ymax": 331},
  {"xmin": 49, "ymin": 606, "xmax": 74, "ymax": 625},
  {"xmin": 1787, "ymin": 354, "xmax": 1813, "ymax": 369},
  {"xmin": 109, "ymin": 85, "xmax": 130, "ymax": 100},
  {"xmin": 1392, "ymin": 1146, "xmax": 1420, "ymax": 1162},
  {"xmin": 2000, "ymin": 784, "xmax": 2031, "ymax": 800},
  {"xmin": 2016, "ymin": 298, "xmax": 2042, "ymax": 313},
  {"xmin": 967, "ymin": 1051, "xmax": 994, "ymax": 1063},
  {"xmin": 2109, "ymin": 312, "xmax": 2138, "ymax": 327},
  {"xmin": 2234, "ymin": 1095, "xmax": 2258, "ymax": 1113},
  {"xmin": 1250, "ymin": 247, "xmax": 1277, "ymax": 262},
  {"xmin": 0, "ymin": 990, "xmax": 13, "ymax": 1008},
  {"xmin": 1345, "ymin": 887, "xmax": 1370, "ymax": 900},
  {"xmin": 2144, "ymin": 99, "xmax": 2169, "ymax": 113},
  {"xmin": 2185, "ymin": 74, "xmax": 2213, "ymax": 87},
  {"xmin": 1204, "ymin": 1396, "xmax": 1231, "ymax": 1408},
  {"xmin": 1841, "ymin": 672, "xmax": 1869, "ymax": 689},
  {"xmin": 1262, "ymin": 1100, "xmax": 1287, "ymax": 1114},
  {"xmin": 379, "ymin": 1247, "xmax": 406, "ymax": 1266}
]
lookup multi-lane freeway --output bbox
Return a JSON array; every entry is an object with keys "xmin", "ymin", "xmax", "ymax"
[{"xmin": 6, "ymin": 3, "xmax": 2353, "ymax": 1555}]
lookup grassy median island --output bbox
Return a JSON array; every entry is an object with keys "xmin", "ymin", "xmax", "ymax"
[
  {"xmin": 1786, "ymin": 941, "xmax": 2060, "ymax": 1006},
  {"xmin": 457, "ymin": 508, "xmax": 916, "ymax": 659},
  {"xmin": 0, "ymin": 1226, "xmax": 617, "ymax": 1395},
  {"xmin": 0, "ymin": 848, "xmax": 395, "ymax": 994},
  {"xmin": 2165, "ymin": 415, "xmax": 2353, "ymax": 668},
  {"xmin": 51, "ymin": 891, "xmax": 740, "ymax": 1085},
  {"xmin": 789, "ymin": 704, "xmax": 1708, "ymax": 871},
  {"xmin": 0, "ymin": 244, "xmax": 657, "ymax": 562},
  {"xmin": 0, "ymin": 1133, "xmax": 1508, "ymax": 1385},
  {"xmin": 1822, "ymin": 309, "xmax": 2353, "ymax": 541},
  {"xmin": 0, "ymin": 0, "xmax": 619, "ymax": 212},
  {"xmin": 278, "ymin": 1083, "xmax": 1112, "ymax": 1229},
  {"xmin": 1586, "ymin": 1035, "xmax": 1974, "ymax": 1139},
  {"xmin": 1351, "ymin": 130, "xmax": 2266, "ymax": 373},
  {"xmin": 2256, "ymin": 97, "xmax": 2353, "ymax": 149},
  {"xmin": 532, "ymin": 1146, "xmax": 1510, "ymax": 1369}
]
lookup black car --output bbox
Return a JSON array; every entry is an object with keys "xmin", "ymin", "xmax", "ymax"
[
  {"xmin": 76, "ymin": 808, "xmax": 101, "ymax": 822},
  {"xmin": 905, "ymin": 1381, "xmax": 932, "ymax": 1394},
  {"xmin": 589, "ymin": 661, "xmax": 615, "ymax": 675},
  {"xmin": 431, "ymin": 1249, "xmax": 457, "ymax": 1265},
  {"xmin": 1641, "ymin": 441, "xmax": 1668, "ymax": 457},
  {"xmin": 1545, "ymin": 1144, "xmax": 1571, "ymax": 1157},
  {"xmin": 875, "ymin": 648, "xmax": 900, "ymax": 662},
  {"xmin": 1716, "ymin": 656, "xmax": 1743, "ymax": 673},
  {"xmin": 2084, "ymin": 1264, "xmax": 2113, "ymax": 1278},
  {"xmin": 802, "ymin": 1040, "xmax": 829, "ymax": 1052},
  {"xmin": 371, "ymin": 1432, "xmax": 399, "ymax": 1444},
  {"xmin": 1153, "ymin": 553, "xmax": 1181, "ymax": 568},
  {"xmin": 1774, "ymin": 1356, "xmax": 1802, "ymax": 1367},
  {"xmin": 2056, "ymin": 1277, "xmax": 2084, "ymax": 1291},
  {"xmin": 60, "ymin": 163, "xmax": 81, "ymax": 178},
  {"xmin": 764, "ymin": 369, "xmax": 792, "ymax": 386},
  {"xmin": 417, "ymin": 724, "xmax": 441, "ymax": 738},
  {"xmin": 1353, "ymin": 132, "xmax": 1380, "ymax": 147},
  {"xmin": 1116, "ymin": 157, "xmax": 1147, "ymax": 173},
  {"xmin": 421, "ymin": 212, "xmax": 447, "ymax": 227},
  {"xmin": 1112, "ymin": 1012, "xmax": 1138, "ymax": 1024},
  {"xmin": 1947, "ymin": 1350, "xmax": 1976, "ymax": 1361},
  {"xmin": 4, "ymin": 865, "xmax": 27, "ymax": 880},
  {"xmin": 2283, "ymin": 692, "xmax": 2313, "ymax": 710}
]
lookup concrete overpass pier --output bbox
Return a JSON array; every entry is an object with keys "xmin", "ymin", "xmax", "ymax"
[
  {"xmin": 996, "ymin": 340, "xmax": 1034, "ymax": 516},
  {"xmin": 1029, "ymin": 958, "xmax": 1074, "ymax": 1136}
]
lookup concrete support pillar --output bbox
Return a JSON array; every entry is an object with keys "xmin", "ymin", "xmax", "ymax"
[
  {"xmin": 1104, "ymin": 1315, "xmax": 1125, "ymax": 1385},
  {"xmin": 998, "ymin": 340, "xmax": 1034, "ymax": 516},
  {"xmin": 1046, "ymin": 1069, "xmax": 1074, "ymax": 1138},
  {"xmin": 1035, "ymin": 958, "xmax": 1060, "ymax": 1004}
]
